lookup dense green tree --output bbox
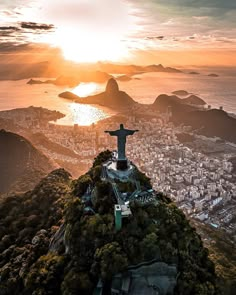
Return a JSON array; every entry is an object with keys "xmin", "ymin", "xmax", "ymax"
[
  {"xmin": 93, "ymin": 242, "xmax": 128, "ymax": 280},
  {"xmin": 90, "ymin": 165, "xmax": 102, "ymax": 182},
  {"xmin": 72, "ymin": 174, "xmax": 92, "ymax": 197},
  {"xmin": 61, "ymin": 269, "xmax": 94, "ymax": 295},
  {"xmin": 24, "ymin": 253, "xmax": 66, "ymax": 294},
  {"xmin": 0, "ymin": 152, "xmax": 221, "ymax": 295},
  {"xmin": 92, "ymin": 150, "xmax": 112, "ymax": 167},
  {"xmin": 140, "ymin": 232, "xmax": 160, "ymax": 260}
]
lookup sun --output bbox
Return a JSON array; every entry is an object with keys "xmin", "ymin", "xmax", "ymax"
[
  {"xmin": 34, "ymin": 0, "xmax": 135, "ymax": 63},
  {"xmin": 23, "ymin": 0, "xmax": 139, "ymax": 63},
  {"xmin": 55, "ymin": 27, "xmax": 129, "ymax": 63}
]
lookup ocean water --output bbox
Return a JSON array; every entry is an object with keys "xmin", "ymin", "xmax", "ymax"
[
  {"xmin": 118, "ymin": 72, "xmax": 236, "ymax": 113},
  {"xmin": 0, "ymin": 72, "xmax": 235, "ymax": 125},
  {"xmin": 0, "ymin": 79, "xmax": 111, "ymax": 126}
]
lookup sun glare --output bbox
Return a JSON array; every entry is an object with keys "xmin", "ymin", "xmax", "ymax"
[
  {"xmin": 72, "ymin": 83, "xmax": 103, "ymax": 97},
  {"xmin": 55, "ymin": 27, "xmax": 129, "ymax": 63},
  {"xmin": 34, "ymin": 0, "xmax": 135, "ymax": 63}
]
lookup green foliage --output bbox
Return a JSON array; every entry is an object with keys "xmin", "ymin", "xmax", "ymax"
[
  {"xmin": 93, "ymin": 242, "xmax": 128, "ymax": 280},
  {"xmin": 92, "ymin": 150, "xmax": 112, "ymax": 167},
  {"xmin": 61, "ymin": 269, "xmax": 94, "ymax": 295},
  {"xmin": 135, "ymin": 168, "xmax": 152, "ymax": 188},
  {"xmin": 116, "ymin": 180, "xmax": 136, "ymax": 193},
  {"xmin": 64, "ymin": 211, "xmax": 115, "ymax": 266},
  {"xmin": 0, "ymin": 154, "xmax": 221, "ymax": 295},
  {"xmin": 72, "ymin": 174, "xmax": 92, "ymax": 196},
  {"xmin": 96, "ymin": 181, "xmax": 111, "ymax": 196},
  {"xmin": 140, "ymin": 233, "xmax": 160, "ymax": 260},
  {"xmin": 90, "ymin": 165, "xmax": 102, "ymax": 182},
  {"xmin": 0, "ymin": 169, "xmax": 71, "ymax": 295},
  {"xmin": 93, "ymin": 181, "xmax": 115, "ymax": 214},
  {"xmin": 24, "ymin": 253, "xmax": 66, "ymax": 294},
  {"xmin": 64, "ymin": 198, "xmax": 83, "ymax": 224},
  {"xmin": 192, "ymin": 220, "xmax": 236, "ymax": 294}
]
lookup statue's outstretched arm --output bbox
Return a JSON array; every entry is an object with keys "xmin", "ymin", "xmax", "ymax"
[
  {"xmin": 127, "ymin": 129, "xmax": 139, "ymax": 135},
  {"xmin": 105, "ymin": 130, "xmax": 118, "ymax": 136}
]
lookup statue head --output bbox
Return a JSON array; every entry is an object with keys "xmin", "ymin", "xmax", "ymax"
[{"xmin": 120, "ymin": 124, "xmax": 124, "ymax": 129}]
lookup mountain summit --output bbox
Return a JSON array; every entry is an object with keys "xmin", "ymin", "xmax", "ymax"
[
  {"xmin": 0, "ymin": 128, "xmax": 218, "ymax": 294},
  {"xmin": 105, "ymin": 78, "xmax": 119, "ymax": 94}
]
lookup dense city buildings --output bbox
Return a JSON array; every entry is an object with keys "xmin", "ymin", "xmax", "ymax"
[{"xmin": 0, "ymin": 107, "xmax": 235, "ymax": 239}]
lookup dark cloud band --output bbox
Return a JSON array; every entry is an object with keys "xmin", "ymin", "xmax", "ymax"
[
  {"xmin": 135, "ymin": 0, "xmax": 236, "ymax": 10},
  {"xmin": 21, "ymin": 22, "xmax": 54, "ymax": 30},
  {"xmin": 0, "ymin": 26, "xmax": 19, "ymax": 31}
]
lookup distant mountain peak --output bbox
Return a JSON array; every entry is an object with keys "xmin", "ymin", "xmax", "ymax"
[{"xmin": 105, "ymin": 77, "xmax": 119, "ymax": 93}]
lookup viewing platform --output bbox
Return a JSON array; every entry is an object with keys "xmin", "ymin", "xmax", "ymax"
[{"xmin": 103, "ymin": 151, "xmax": 135, "ymax": 182}]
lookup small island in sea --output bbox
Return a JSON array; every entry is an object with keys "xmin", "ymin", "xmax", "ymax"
[
  {"xmin": 208, "ymin": 73, "xmax": 219, "ymax": 77},
  {"xmin": 27, "ymin": 71, "xmax": 113, "ymax": 87},
  {"xmin": 172, "ymin": 90, "xmax": 191, "ymax": 96},
  {"xmin": 189, "ymin": 71, "xmax": 200, "ymax": 75}
]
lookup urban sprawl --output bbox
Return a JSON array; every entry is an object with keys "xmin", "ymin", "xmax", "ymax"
[{"xmin": 1, "ymin": 106, "xmax": 235, "ymax": 238}]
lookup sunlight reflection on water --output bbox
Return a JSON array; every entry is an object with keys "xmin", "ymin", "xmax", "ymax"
[
  {"xmin": 56, "ymin": 102, "xmax": 109, "ymax": 126},
  {"xmin": 56, "ymin": 82, "xmax": 108, "ymax": 125},
  {"xmin": 72, "ymin": 82, "xmax": 104, "ymax": 97}
]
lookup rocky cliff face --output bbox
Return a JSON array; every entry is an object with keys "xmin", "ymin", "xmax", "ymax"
[{"xmin": 0, "ymin": 130, "xmax": 54, "ymax": 195}]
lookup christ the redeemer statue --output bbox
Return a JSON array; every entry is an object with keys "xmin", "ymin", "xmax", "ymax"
[{"xmin": 105, "ymin": 124, "xmax": 139, "ymax": 170}]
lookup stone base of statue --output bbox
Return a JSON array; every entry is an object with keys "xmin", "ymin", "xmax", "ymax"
[
  {"xmin": 117, "ymin": 159, "xmax": 128, "ymax": 170},
  {"xmin": 104, "ymin": 156, "xmax": 134, "ymax": 182}
]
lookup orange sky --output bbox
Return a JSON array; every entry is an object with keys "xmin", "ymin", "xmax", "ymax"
[{"xmin": 0, "ymin": 0, "xmax": 236, "ymax": 66}]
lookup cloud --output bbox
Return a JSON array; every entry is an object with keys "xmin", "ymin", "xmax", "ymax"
[
  {"xmin": 36, "ymin": 0, "xmax": 132, "ymax": 36},
  {"xmin": 0, "ymin": 42, "xmax": 31, "ymax": 52},
  {"xmin": 21, "ymin": 22, "xmax": 54, "ymax": 30},
  {"xmin": 127, "ymin": 0, "xmax": 236, "ymax": 50},
  {"xmin": 130, "ymin": 0, "xmax": 236, "ymax": 11},
  {"xmin": 193, "ymin": 16, "xmax": 209, "ymax": 21},
  {"xmin": 0, "ymin": 26, "xmax": 20, "ymax": 39},
  {"xmin": 0, "ymin": 41, "xmax": 61, "ymax": 54},
  {"xmin": 0, "ymin": 0, "xmax": 236, "ymax": 59},
  {"xmin": 0, "ymin": 26, "xmax": 19, "ymax": 30},
  {"xmin": 146, "ymin": 36, "xmax": 165, "ymax": 40},
  {"xmin": 0, "ymin": 20, "xmax": 55, "ymax": 50}
]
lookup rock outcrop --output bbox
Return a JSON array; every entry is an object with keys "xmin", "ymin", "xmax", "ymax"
[
  {"xmin": 105, "ymin": 77, "xmax": 119, "ymax": 93},
  {"xmin": 172, "ymin": 90, "xmax": 190, "ymax": 96},
  {"xmin": 189, "ymin": 71, "xmax": 200, "ymax": 75},
  {"xmin": 59, "ymin": 78, "xmax": 137, "ymax": 109},
  {"xmin": 208, "ymin": 74, "xmax": 219, "ymax": 77}
]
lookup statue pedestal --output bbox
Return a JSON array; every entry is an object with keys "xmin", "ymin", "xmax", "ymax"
[
  {"xmin": 105, "ymin": 159, "xmax": 134, "ymax": 182},
  {"xmin": 117, "ymin": 160, "xmax": 128, "ymax": 171}
]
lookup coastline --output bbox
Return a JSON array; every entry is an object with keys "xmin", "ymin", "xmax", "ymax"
[{"xmin": 0, "ymin": 73, "xmax": 236, "ymax": 126}]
